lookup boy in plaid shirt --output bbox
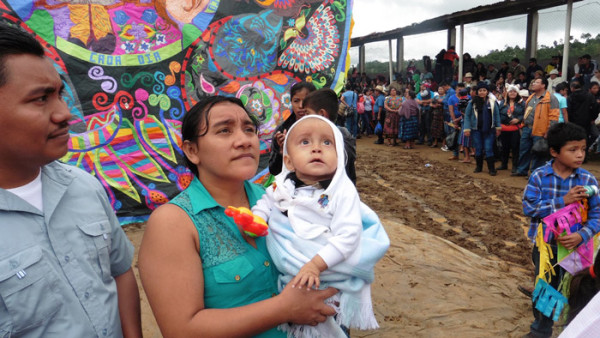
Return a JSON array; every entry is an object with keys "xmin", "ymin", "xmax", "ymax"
[{"xmin": 522, "ymin": 122, "xmax": 600, "ymax": 337}]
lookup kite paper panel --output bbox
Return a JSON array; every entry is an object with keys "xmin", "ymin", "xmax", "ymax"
[{"xmin": 0, "ymin": 0, "xmax": 353, "ymax": 224}]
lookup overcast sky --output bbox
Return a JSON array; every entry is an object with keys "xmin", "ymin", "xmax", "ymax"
[{"xmin": 350, "ymin": 0, "xmax": 600, "ymax": 65}]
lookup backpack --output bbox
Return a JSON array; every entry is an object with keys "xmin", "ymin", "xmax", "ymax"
[{"xmin": 357, "ymin": 99, "xmax": 365, "ymax": 114}]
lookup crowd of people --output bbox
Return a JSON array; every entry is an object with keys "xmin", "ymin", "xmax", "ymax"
[{"xmin": 342, "ymin": 51, "xmax": 600, "ymax": 177}]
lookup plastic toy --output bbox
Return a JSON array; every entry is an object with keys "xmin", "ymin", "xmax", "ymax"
[{"xmin": 225, "ymin": 206, "xmax": 269, "ymax": 238}]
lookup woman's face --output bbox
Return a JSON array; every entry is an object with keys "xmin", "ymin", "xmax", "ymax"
[
  {"xmin": 508, "ymin": 90, "xmax": 518, "ymax": 100},
  {"xmin": 291, "ymin": 88, "xmax": 311, "ymax": 119},
  {"xmin": 478, "ymin": 88, "xmax": 488, "ymax": 98},
  {"xmin": 390, "ymin": 88, "xmax": 397, "ymax": 96},
  {"xmin": 438, "ymin": 87, "xmax": 445, "ymax": 95},
  {"xmin": 185, "ymin": 102, "xmax": 260, "ymax": 183}
]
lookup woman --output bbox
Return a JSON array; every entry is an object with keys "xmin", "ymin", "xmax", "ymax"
[
  {"xmin": 383, "ymin": 87, "xmax": 402, "ymax": 146},
  {"xmin": 429, "ymin": 87, "xmax": 446, "ymax": 148},
  {"xmin": 498, "ymin": 85, "xmax": 524, "ymax": 173},
  {"xmin": 463, "ymin": 82, "xmax": 501, "ymax": 176},
  {"xmin": 268, "ymin": 82, "xmax": 316, "ymax": 175},
  {"xmin": 138, "ymin": 96, "xmax": 337, "ymax": 337},
  {"xmin": 360, "ymin": 87, "xmax": 375, "ymax": 136},
  {"xmin": 398, "ymin": 89, "xmax": 420, "ymax": 149}
]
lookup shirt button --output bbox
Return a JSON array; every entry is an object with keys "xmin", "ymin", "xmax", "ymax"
[
  {"xmin": 264, "ymin": 261, "xmax": 270, "ymax": 267},
  {"xmin": 9, "ymin": 260, "xmax": 18, "ymax": 269},
  {"xmin": 234, "ymin": 275, "xmax": 241, "ymax": 281},
  {"xmin": 64, "ymin": 255, "xmax": 70, "ymax": 262},
  {"xmin": 84, "ymin": 292, "xmax": 90, "ymax": 299},
  {"xmin": 102, "ymin": 328, "xmax": 108, "ymax": 336}
]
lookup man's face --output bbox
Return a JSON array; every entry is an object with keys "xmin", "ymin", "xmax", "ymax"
[
  {"xmin": 590, "ymin": 85, "xmax": 599, "ymax": 96},
  {"xmin": 0, "ymin": 54, "xmax": 71, "ymax": 173},
  {"xmin": 531, "ymin": 79, "xmax": 544, "ymax": 92}
]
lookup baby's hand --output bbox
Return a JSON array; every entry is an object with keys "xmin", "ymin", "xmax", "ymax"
[{"xmin": 291, "ymin": 261, "xmax": 321, "ymax": 290}]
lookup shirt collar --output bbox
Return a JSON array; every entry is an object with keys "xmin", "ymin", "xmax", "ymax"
[
  {"xmin": 541, "ymin": 159, "xmax": 583, "ymax": 178},
  {"xmin": 188, "ymin": 176, "xmax": 263, "ymax": 214},
  {"xmin": 286, "ymin": 172, "xmax": 331, "ymax": 190}
]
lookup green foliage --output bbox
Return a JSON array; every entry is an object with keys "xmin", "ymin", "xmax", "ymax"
[{"xmin": 361, "ymin": 33, "xmax": 600, "ymax": 77}]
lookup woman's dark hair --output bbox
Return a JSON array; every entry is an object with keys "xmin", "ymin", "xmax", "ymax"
[
  {"xmin": 290, "ymin": 81, "xmax": 316, "ymax": 99},
  {"xmin": 547, "ymin": 122, "xmax": 587, "ymax": 154},
  {"xmin": 0, "ymin": 23, "xmax": 45, "ymax": 87},
  {"xmin": 504, "ymin": 90, "xmax": 522, "ymax": 106},
  {"xmin": 181, "ymin": 96, "xmax": 258, "ymax": 177},
  {"xmin": 567, "ymin": 253, "xmax": 600, "ymax": 324}
]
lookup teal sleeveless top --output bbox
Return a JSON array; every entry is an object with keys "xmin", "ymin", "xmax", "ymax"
[{"xmin": 169, "ymin": 177, "xmax": 284, "ymax": 337}]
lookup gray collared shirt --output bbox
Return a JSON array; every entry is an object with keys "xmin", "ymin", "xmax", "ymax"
[{"xmin": 0, "ymin": 161, "xmax": 134, "ymax": 337}]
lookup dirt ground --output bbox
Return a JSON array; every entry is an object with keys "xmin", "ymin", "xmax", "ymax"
[{"xmin": 123, "ymin": 138, "xmax": 600, "ymax": 337}]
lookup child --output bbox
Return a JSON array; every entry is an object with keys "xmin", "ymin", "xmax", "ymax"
[
  {"xmin": 304, "ymin": 88, "xmax": 357, "ymax": 184},
  {"xmin": 522, "ymin": 122, "xmax": 600, "ymax": 338},
  {"xmin": 252, "ymin": 114, "xmax": 389, "ymax": 337}
]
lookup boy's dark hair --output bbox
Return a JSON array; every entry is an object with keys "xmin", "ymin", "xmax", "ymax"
[
  {"xmin": 182, "ymin": 96, "xmax": 257, "ymax": 177},
  {"xmin": 512, "ymin": 57, "xmax": 520, "ymax": 63},
  {"xmin": 555, "ymin": 82, "xmax": 569, "ymax": 93},
  {"xmin": 290, "ymin": 81, "xmax": 316, "ymax": 99},
  {"xmin": 303, "ymin": 88, "xmax": 339, "ymax": 123},
  {"xmin": 0, "ymin": 23, "xmax": 45, "ymax": 87},
  {"xmin": 567, "ymin": 254, "xmax": 600, "ymax": 324},
  {"xmin": 406, "ymin": 90, "xmax": 416, "ymax": 100},
  {"xmin": 547, "ymin": 122, "xmax": 587, "ymax": 154},
  {"xmin": 570, "ymin": 81, "xmax": 582, "ymax": 90}
]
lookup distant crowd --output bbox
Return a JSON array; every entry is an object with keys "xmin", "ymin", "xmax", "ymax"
[{"xmin": 338, "ymin": 49, "xmax": 600, "ymax": 177}]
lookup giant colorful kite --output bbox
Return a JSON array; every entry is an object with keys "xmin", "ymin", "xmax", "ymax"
[{"xmin": 0, "ymin": 0, "xmax": 353, "ymax": 224}]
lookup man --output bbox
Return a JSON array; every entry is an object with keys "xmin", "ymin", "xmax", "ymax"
[
  {"xmin": 373, "ymin": 85, "xmax": 386, "ymax": 144},
  {"xmin": 526, "ymin": 58, "xmax": 544, "ymax": 84},
  {"xmin": 547, "ymin": 69, "xmax": 561, "ymax": 94},
  {"xmin": 512, "ymin": 77, "xmax": 560, "ymax": 176},
  {"xmin": 486, "ymin": 64, "xmax": 498, "ymax": 84},
  {"xmin": 568, "ymin": 81, "xmax": 597, "ymax": 148},
  {"xmin": 0, "ymin": 24, "xmax": 141, "ymax": 337},
  {"xmin": 574, "ymin": 54, "xmax": 598, "ymax": 87},
  {"xmin": 510, "ymin": 57, "xmax": 526, "ymax": 80},
  {"xmin": 544, "ymin": 55, "xmax": 562, "ymax": 76},
  {"xmin": 463, "ymin": 72, "xmax": 474, "ymax": 89},
  {"xmin": 340, "ymin": 84, "xmax": 358, "ymax": 138}
]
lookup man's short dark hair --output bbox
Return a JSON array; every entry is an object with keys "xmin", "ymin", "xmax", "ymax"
[
  {"xmin": 0, "ymin": 23, "xmax": 45, "ymax": 87},
  {"xmin": 303, "ymin": 88, "xmax": 339, "ymax": 124},
  {"xmin": 570, "ymin": 81, "xmax": 582, "ymax": 90},
  {"xmin": 456, "ymin": 82, "xmax": 465, "ymax": 89},
  {"xmin": 538, "ymin": 77, "xmax": 548, "ymax": 90},
  {"xmin": 529, "ymin": 58, "xmax": 537, "ymax": 63},
  {"xmin": 512, "ymin": 58, "xmax": 520, "ymax": 63},
  {"xmin": 547, "ymin": 122, "xmax": 587, "ymax": 154},
  {"xmin": 582, "ymin": 54, "xmax": 591, "ymax": 60}
]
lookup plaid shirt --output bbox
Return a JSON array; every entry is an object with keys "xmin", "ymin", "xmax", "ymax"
[{"xmin": 523, "ymin": 160, "xmax": 600, "ymax": 243}]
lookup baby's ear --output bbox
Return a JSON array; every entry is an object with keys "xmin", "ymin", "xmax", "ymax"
[{"xmin": 283, "ymin": 154, "xmax": 295, "ymax": 172}]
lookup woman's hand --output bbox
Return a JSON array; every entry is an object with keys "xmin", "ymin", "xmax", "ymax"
[
  {"xmin": 278, "ymin": 285, "xmax": 338, "ymax": 325},
  {"xmin": 509, "ymin": 118, "xmax": 519, "ymax": 125},
  {"xmin": 464, "ymin": 131, "xmax": 470, "ymax": 137},
  {"xmin": 275, "ymin": 130, "xmax": 287, "ymax": 153}
]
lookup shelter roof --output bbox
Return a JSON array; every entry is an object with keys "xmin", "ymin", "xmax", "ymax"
[{"xmin": 351, "ymin": 0, "xmax": 583, "ymax": 46}]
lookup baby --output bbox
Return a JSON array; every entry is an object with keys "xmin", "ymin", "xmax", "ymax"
[{"xmin": 253, "ymin": 114, "xmax": 389, "ymax": 337}]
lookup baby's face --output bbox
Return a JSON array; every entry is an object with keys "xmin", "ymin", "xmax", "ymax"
[{"xmin": 284, "ymin": 119, "xmax": 337, "ymax": 185}]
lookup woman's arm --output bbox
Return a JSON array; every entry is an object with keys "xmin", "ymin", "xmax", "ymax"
[{"xmin": 139, "ymin": 204, "xmax": 337, "ymax": 338}]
